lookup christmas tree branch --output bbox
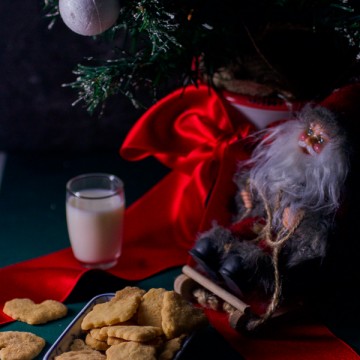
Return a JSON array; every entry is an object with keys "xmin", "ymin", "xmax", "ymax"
[{"xmin": 44, "ymin": 0, "xmax": 360, "ymax": 112}]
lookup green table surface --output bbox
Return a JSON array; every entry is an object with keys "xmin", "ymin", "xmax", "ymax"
[{"xmin": 0, "ymin": 152, "xmax": 359, "ymax": 359}]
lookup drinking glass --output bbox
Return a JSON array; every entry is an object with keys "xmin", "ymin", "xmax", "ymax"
[{"xmin": 66, "ymin": 173, "xmax": 125, "ymax": 269}]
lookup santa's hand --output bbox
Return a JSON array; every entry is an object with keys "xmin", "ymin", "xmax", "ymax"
[
  {"xmin": 240, "ymin": 190, "xmax": 252, "ymax": 209},
  {"xmin": 282, "ymin": 207, "xmax": 295, "ymax": 229}
]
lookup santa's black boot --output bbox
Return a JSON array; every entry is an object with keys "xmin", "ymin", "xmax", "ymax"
[
  {"xmin": 219, "ymin": 255, "xmax": 250, "ymax": 297},
  {"xmin": 189, "ymin": 226, "xmax": 233, "ymax": 281},
  {"xmin": 189, "ymin": 237, "xmax": 221, "ymax": 280},
  {"xmin": 219, "ymin": 242, "xmax": 275, "ymax": 298}
]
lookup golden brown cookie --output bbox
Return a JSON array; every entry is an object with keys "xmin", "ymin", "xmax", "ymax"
[
  {"xmin": 0, "ymin": 331, "xmax": 45, "ymax": 360},
  {"xmin": 89, "ymin": 328, "xmax": 108, "ymax": 342},
  {"xmin": 3, "ymin": 298, "xmax": 67, "ymax": 325},
  {"xmin": 161, "ymin": 291, "xmax": 208, "ymax": 338},
  {"xmin": 85, "ymin": 332, "xmax": 109, "ymax": 351},
  {"xmin": 81, "ymin": 287, "xmax": 145, "ymax": 330},
  {"xmin": 69, "ymin": 339, "xmax": 91, "ymax": 351},
  {"xmin": 100, "ymin": 325, "xmax": 162, "ymax": 342},
  {"xmin": 106, "ymin": 336, "xmax": 127, "ymax": 346},
  {"xmin": 137, "ymin": 288, "xmax": 166, "ymax": 330},
  {"xmin": 54, "ymin": 349, "xmax": 106, "ymax": 359},
  {"xmin": 106, "ymin": 341, "xmax": 157, "ymax": 360},
  {"xmin": 158, "ymin": 334, "xmax": 186, "ymax": 360}
]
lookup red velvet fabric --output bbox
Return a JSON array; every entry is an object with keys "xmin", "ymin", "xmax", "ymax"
[
  {"xmin": 206, "ymin": 309, "xmax": 360, "ymax": 360},
  {"xmin": 0, "ymin": 83, "xmax": 359, "ymax": 359}
]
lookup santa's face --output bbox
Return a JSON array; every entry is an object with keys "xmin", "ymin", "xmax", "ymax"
[
  {"xmin": 298, "ymin": 122, "xmax": 329, "ymax": 156},
  {"xmin": 243, "ymin": 107, "xmax": 348, "ymax": 219}
]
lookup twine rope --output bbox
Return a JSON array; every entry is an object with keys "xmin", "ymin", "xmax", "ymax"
[{"xmin": 246, "ymin": 189, "xmax": 303, "ymax": 331}]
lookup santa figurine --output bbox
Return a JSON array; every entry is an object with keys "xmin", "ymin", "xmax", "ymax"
[{"xmin": 189, "ymin": 104, "xmax": 350, "ymax": 320}]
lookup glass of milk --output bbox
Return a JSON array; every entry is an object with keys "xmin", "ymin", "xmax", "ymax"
[{"xmin": 66, "ymin": 173, "xmax": 125, "ymax": 269}]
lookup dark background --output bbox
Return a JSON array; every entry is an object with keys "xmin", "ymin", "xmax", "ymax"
[{"xmin": 0, "ymin": 1, "xmax": 145, "ymax": 152}]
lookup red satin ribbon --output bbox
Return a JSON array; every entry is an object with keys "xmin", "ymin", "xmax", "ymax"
[{"xmin": 120, "ymin": 84, "xmax": 254, "ymax": 243}]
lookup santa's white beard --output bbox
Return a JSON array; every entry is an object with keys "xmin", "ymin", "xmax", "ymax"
[{"xmin": 244, "ymin": 119, "xmax": 348, "ymax": 228}]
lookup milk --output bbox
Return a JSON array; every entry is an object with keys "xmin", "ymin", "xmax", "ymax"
[{"xmin": 66, "ymin": 188, "xmax": 125, "ymax": 268}]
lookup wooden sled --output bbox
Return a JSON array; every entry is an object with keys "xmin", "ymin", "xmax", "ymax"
[{"xmin": 174, "ymin": 265, "xmax": 303, "ymax": 333}]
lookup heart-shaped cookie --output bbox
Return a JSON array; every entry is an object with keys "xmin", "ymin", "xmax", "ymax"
[
  {"xmin": 0, "ymin": 331, "xmax": 45, "ymax": 360},
  {"xmin": 3, "ymin": 298, "xmax": 67, "ymax": 324}
]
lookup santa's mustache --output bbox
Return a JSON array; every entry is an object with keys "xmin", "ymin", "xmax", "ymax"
[{"xmin": 298, "ymin": 140, "xmax": 317, "ymax": 157}]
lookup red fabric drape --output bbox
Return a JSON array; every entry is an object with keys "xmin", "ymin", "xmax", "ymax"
[
  {"xmin": 206, "ymin": 309, "xmax": 360, "ymax": 360},
  {"xmin": 0, "ymin": 83, "xmax": 359, "ymax": 359}
]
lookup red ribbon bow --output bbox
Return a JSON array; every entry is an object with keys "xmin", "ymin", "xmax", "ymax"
[{"xmin": 120, "ymin": 84, "xmax": 253, "ymax": 256}]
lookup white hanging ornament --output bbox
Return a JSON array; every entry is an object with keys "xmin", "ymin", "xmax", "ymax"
[{"xmin": 59, "ymin": 0, "xmax": 120, "ymax": 36}]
